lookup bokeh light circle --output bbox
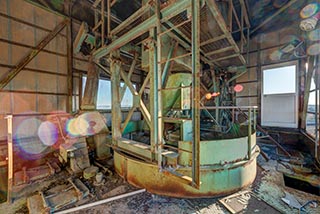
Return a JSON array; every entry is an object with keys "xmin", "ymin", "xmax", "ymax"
[
  {"xmin": 308, "ymin": 28, "xmax": 320, "ymax": 41},
  {"xmin": 307, "ymin": 43, "xmax": 320, "ymax": 55},
  {"xmin": 300, "ymin": 3, "xmax": 319, "ymax": 19},
  {"xmin": 15, "ymin": 118, "xmax": 48, "ymax": 156},
  {"xmin": 270, "ymin": 50, "xmax": 283, "ymax": 61},
  {"xmin": 38, "ymin": 121, "xmax": 58, "ymax": 146},
  {"xmin": 66, "ymin": 118, "xmax": 82, "ymax": 137},
  {"xmin": 234, "ymin": 84, "xmax": 244, "ymax": 93}
]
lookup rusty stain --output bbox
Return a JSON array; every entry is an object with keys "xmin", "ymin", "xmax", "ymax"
[{"xmin": 114, "ymin": 151, "xmax": 257, "ymax": 198}]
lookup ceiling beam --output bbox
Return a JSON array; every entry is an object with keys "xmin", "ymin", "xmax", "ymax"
[{"xmin": 250, "ymin": 0, "xmax": 299, "ymax": 35}]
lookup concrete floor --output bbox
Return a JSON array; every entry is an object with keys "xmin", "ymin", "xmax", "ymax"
[{"xmin": 0, "ymin": 154, "xmax": 320, "ymax": 214}]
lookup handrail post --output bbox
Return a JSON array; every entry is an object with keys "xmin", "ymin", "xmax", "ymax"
[{"xmin": 247, "ymin": 108, "xmax": 252, "ymax": 160}]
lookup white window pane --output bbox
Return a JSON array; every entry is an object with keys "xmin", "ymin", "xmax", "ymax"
[
  {"xmin": 97, "ymin": 79, "xmax": 111, "ymax": 109},
  {"xmin": 120, "ymin": 82, "xmax": 134, "ymax": 108},
  {"xmin": 82, "ymin": 76, "xmax": 87, "ymax": 97},
  {"xmin": 263, "ymin": 65, "xmax": 296, "ymax": 95}
]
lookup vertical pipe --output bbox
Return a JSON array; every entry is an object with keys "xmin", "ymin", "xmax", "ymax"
[
  {"xmin": 155, "ymin": 0, "xmax": 162, "ymax": 169},
  {"xmin": 67, "ymin": 2, "xmax": 73, "ymax": 112},
  {"xmin": 149, "ymin": 32, "xmax": 156, "ymax": 155},
  {"xmin": 107, "ymin": 0, "xmax": 111, "ymax": 39},
  {"xmin": 253, "ymin": 107, "xmax": 257, "ymax": 131},
  {"xmin": 6, "ymin": 115, "xmax": 13, "ymax": 203},
  {"xmin": 191, "ymin": 0, "xmax": 200, "ymax": 188},
  {"xmin": 94, "ymin": 9, "xmax": 99, "ymax": 47},
  {"xmin": 240, "ymin": 4, "xmax": 244, "ymax": 53},
  {"xmin": 101, "ymin": 0, "xmax": 105, "ymax": 46},
  {"xmin": 315, "ymin": 56, "xmax": 319, "ymax": 161},
  {"xmin": 110, "ymin": 52, "xmax": 122, "ymax": 145},
  {"xmin": 247, "ymin": 108, "xmax": 252, "ymax": 159}
]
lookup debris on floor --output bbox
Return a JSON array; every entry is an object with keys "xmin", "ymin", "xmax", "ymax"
[
  {"xmin": 219, "ymin": 190, "xmax": 281, "ymax": 214},
  {"xmin": 27, "ymin": 178, "xmax": 89, "ymax": 213}
]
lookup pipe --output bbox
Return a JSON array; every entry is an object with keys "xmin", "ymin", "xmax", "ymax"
[
  {"xmin": 191, "ymin": 0, "xmax": 201, "ymax": 188},
  {"xmin": 54, "ymin": 189, "xmax": 146, "ymax": 214}
]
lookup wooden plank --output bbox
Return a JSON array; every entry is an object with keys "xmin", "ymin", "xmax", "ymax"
[{"xmin": 6, "ymin": 115, "xmax": 13, "ymax": 203}]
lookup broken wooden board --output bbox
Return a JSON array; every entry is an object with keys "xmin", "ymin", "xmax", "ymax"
[
  {"xmin": 219, "ymin": 190, "xmax": 282, "ymax": 214},
  {"xmin": 27, "ymin": 178, "xmax": 89, "ymax": 214}
]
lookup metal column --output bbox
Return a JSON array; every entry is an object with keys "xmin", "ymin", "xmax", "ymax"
[
  {"xmin": 155, "ymin": 0, "xmax": 163, "ymax": 169},
  {"xmin": 110, "ymin": 51, "xmax": 122, "ymax": 145},
  {"xmin": 191, "ymin": 0, "xmax": 200, "ymax": 188}
]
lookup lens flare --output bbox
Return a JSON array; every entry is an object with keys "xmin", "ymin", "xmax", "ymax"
[
  {"xmin": 269, "ymin": 50, "xmax": 283, "ymax": 61},
  {"xmin": 308, "ymin": 28, "xmax": 320, "ymax": 41},
  {"xmin": 307, "ymin": 43, "xmax": 320, "ymax": 55},
  {"xmin": 66, "ymin": 118, "xmax": 82, "ymax": 137},
  {"xmin": 273, "ymin": 0, "xmax": 289, "ymax": 8},
  {"xmin": 234, "ymin": 84, "xmax": 244, "ymax": 93},
  {"xmin": 15, "ymin": 118, "xmax": 48, "ymax": 156},
  {"xmin": 300, "ymin": 3, "xmax": 319, "ymax": 19},
  {"xmin": 38, "ymin": 121, "xmax": 58, "ymax": 146}
]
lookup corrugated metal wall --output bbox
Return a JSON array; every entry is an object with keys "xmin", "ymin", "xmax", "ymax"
[
  {"xmin": 0, "ymin": 0, "xmax": 83, "ymax": 140},
  {"xmin": 236, "ymin": 26, "xmax": 302, "ymax": 123}
]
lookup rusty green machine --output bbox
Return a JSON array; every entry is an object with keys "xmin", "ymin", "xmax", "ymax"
[{"xmin": 76, "ymin": 0, "xmax": 259, "ymax": 197}]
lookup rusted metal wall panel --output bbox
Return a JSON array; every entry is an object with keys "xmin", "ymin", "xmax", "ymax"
[
  {"xmin": 11, "ymin": 70, "xmax": 37, "ymax": 91},
  {"xmin": 0, "ymin": 92, "xmax": 11, "ymax": 113},
  {"xmin": 0, "ymin": 0, "xmax": 71, "ymax": 140},
  {"xmin": 12, "ymin": 93, "xmax": 37, "ymax": 113},
  {"xmin": 38, "ymin": 94, "xmax": 58, "ymax": 112},
  {"xmin": 236, "ymin": 25, "xmax": 301, "ymax": 112}
]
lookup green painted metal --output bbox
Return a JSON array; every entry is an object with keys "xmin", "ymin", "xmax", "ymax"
[
  {"xmin": 248, "ymin": 108, "xmax": 252, "ymax": 160},
  {"xmin": 178, "ymin": 133, "xmax": 257, "ymax": 166},
  {"xmin": 191, "ymin": 0, "xmax": 201, "ymax": 188},
  {"xmin": 155, "ymin": 0, "xmax": 163, "ymax": 169},
  {"xmin": 110, "ymin": 52, "xmax": 122, "ymax": 145},
  {"xmin": 117, "ymin": 138, "xmax": 152, "ymax": 160},
  {"xmin": 161, "ymin": 41, "xmax": 176, "ymax": 86},
  {"xmin": 149, "ymin": 33, "xmax": 156, "ymax": 154},
  {"xmin": 122, "ymin": 121, "xmax": 144, "ymax": 135},
  {"xmin": 114, "ymin": 144, "xmax": 259, "ymax": 198},
  {"xmin": 162, "ymin": 73, "xmax": 192, "ymax": 115}
]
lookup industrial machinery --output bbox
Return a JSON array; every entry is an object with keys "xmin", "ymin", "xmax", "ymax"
[{"xmin": 75, "ymin": 0, "xmax": 259, "ymax": 198}]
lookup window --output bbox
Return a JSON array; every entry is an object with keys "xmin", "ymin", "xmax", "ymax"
[
  {"xmin": 82, "ymin": 76, "xmax": 134, "ymax": 110},
  {"xmin": 261, "ymin": 62, "xmax": 298, "ymax": 128},
  {"xmin": 263, "ymin": 65, "xmax": 296, "ymax": 95},
  {"xmin": 306, "ymin": 71, "xmax": 319, "ymax": 138},
  {"xmin": 97, "ymin": 79, "xmax": 112, "ymax": 109},
  {"xmin": 120, "ymin": 82, "xmax": 135, "ymax": 108}
]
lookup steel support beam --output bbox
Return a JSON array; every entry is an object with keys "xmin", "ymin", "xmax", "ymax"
[
  {"xmin": 110, "ymin": 1, "xmax": 152, "ymax": 36},
  {"xmin": 301, "ymin": 57, "xmax": 315, "ymax": 129},
  {"xmin": 250, "ymin": 0, "xmax": 298, "ymax": 35},
  {"xmin": 93, "ymin": 0, "xmax": 191, "ymax": 59},
  {"xmin": 155, "ymin": 0, "xmax": 163, "ymax": 168},
  {"xmin": 205, "ymin": 46, "xmax": 233, "ymax": 56},
  {"xmin": 191, "ymin": 0, "xmax": 201, "ymax": 188},
  {"xmin": 205, "ymin": 0, "xmax": 246, "ymax": 65},
  {"xmin": 0, "ymin": 19, "xmax": 68, "ymax": 90},
  {"xmin": 81, "ymin": 58, "xmax": 99, "ymax": 110},
  {"xmin": 110, "ymin": 51, "xmax": 122, "ymax": 145},
  {"xmin": 200, "ymin": 34, "xmax": 226, "ymax": 47},
  {"xmin": 66, "ymin": 3, "xmax": 73, "ymax": 112},
  {"xmin": 162, "ymin": 41, "xmax": 177, "ymax": 86},
  {"xmin": 120, "ymin": 56, "xmax": 137, "ymax": 100},
  {"xmin": 149, "ymin": 33, "xmax": 157, "ymax": 154}
]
